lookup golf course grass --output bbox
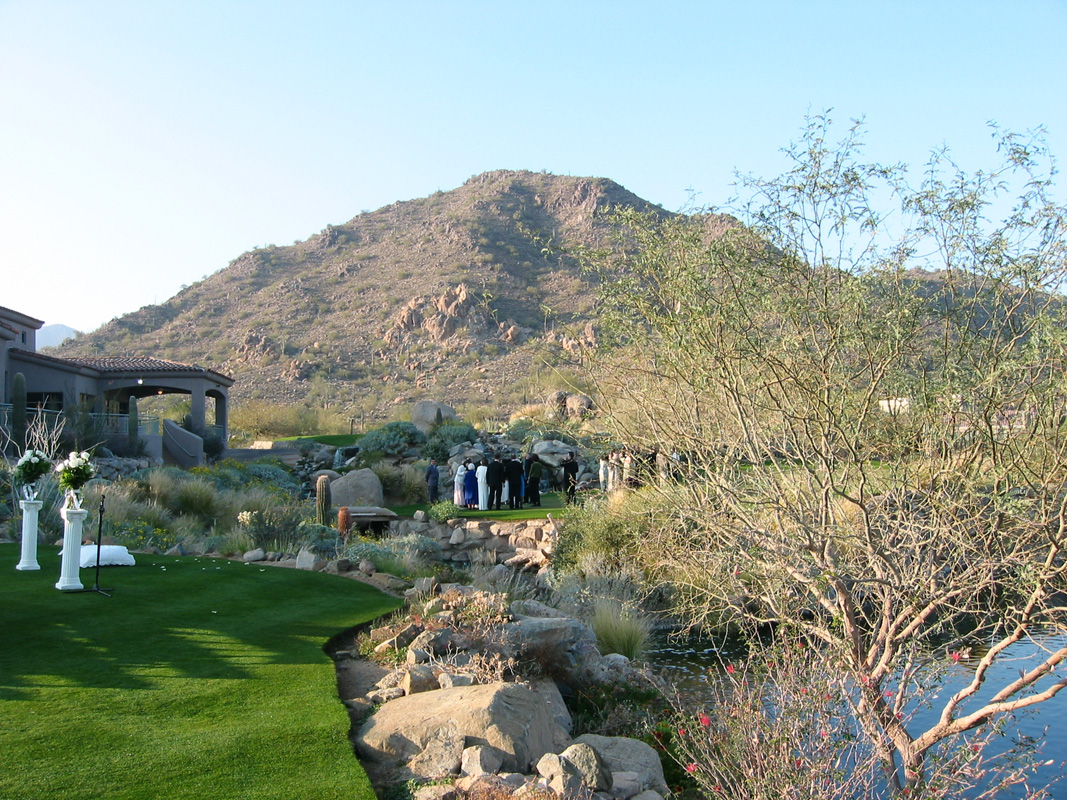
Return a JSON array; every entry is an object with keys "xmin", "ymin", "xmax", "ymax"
[{"xmin": 0, "ymin": 543, "xmax": 402, "ymax": 800}]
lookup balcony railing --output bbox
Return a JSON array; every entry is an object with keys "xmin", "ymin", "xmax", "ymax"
[{"xmin": 0, "ymin": 405, "xmax": 161, "ymax": 441}]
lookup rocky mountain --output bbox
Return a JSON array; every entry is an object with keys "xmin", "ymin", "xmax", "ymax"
[
  {"xmin": 37, "ymin": 324, "xmax": 78, "ymax": 349},
  {"xmin": 53, "ymin": 170, "xmax": 732, "ymax": 424}
]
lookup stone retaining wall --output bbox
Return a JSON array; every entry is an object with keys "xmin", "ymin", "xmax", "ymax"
[{"xmin": 390, "ymin": 514, "xmax": 556, "ymax": 567}]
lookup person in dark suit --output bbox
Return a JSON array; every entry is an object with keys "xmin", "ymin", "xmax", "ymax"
[
  {"xmin": 562, "ymin": 451, "xmax": 579, "ymax": 504},
  {"xmin": 487, "ymin": 454, "xmax": 506, "ymax": 510},
  {"xmin": 506, "ymin": 455, "xmax": 525, "ymax": 509},
  {"xmin": 425, "ymin": 459, "xmax": 440, "ymax": 504},
  {"xmin": 526, "ymin": 454, "xmax": 543, "ymax": 507}
]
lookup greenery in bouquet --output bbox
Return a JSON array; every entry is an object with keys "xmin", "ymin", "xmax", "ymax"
[
  {"xmin": 13, "ymin": 449, "xmax": 53, "ymax": 486},
  {"xmin": 55, "ymin": 451, "xmax": 95, "ymax": 491}
]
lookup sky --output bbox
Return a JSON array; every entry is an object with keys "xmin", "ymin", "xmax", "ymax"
[{"xmin": 2, "ymin": 1, "xmax": 1065, "ymax": 333}]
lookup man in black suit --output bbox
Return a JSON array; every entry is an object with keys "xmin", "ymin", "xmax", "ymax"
[
  {"xmin": 487, "ymin": 454, "xmax": 506, "ymax": 510},
  {"xmin": 506, "ymin": 455, "xmax": 525, "ymax": 509},
  {"xmin": 562, "ymin": 451, "xmax": 579, "ymax": 504}
]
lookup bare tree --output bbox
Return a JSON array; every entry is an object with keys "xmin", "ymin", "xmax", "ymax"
[{"xmin": 581, "ymin": 115, "xmax": 1067, "ymax": 796}]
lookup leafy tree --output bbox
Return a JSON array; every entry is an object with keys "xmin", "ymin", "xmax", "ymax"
[{"xmin": 582, "ymin": 115, "xmax": 1067, "ymax": 797}]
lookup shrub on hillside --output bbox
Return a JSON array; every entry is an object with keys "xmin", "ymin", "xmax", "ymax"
[
  {"xmin": 344, "ymin": 532, "xmax": 441, "ymax": 578},
  {"xmin": 552, "ymin": 493, "xmax": 645, "ymax": 572},
  {"xmin": 236, "ymin": 505, "xmax": 305, "ymax": 553},
  {"xmin": 357, "ymin": 421, "xmax": 426, "ymax": 458},
  {"xmin": 190, "ymin": 459, "xmax": 299, "ymax": 498},
  {"xmin": 296, "ymin": 521, "xmax": 341, "ymax": 558},
  {"xmin": 424, "ymin": 422, "xmax": 478, "ymax": 461},
  {"xmin": 371, "ymin": 462, "xmax": 427, "ymax": 504},
  {"xmin": 591, "ymin": 599, "xmax": 653, "ymax": 660},
  {"xmin": 172, "ymin": 479, "xmax": 224, "ymax": 525},
  {"xmin": 428, "ymin": 500, "xmax": 463, "ymax": 522}
]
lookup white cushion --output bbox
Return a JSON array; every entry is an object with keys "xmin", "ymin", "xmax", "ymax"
[{"xmin": 79, "ymin": 545, "xmax": 136, "ymax": 568}]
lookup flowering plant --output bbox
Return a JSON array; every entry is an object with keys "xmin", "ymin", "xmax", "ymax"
[
  {"xmin": 13, "ymin": 449, "xmax": 52, "ymax": 485},
  {"xmin": 55, "ymin": 451, "xmax": 95, "ymax": 491}
]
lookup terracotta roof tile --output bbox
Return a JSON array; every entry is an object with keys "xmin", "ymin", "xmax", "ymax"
[{"xmin": 9, "ymin": 350, "xmax": 232, "ymax": 383}]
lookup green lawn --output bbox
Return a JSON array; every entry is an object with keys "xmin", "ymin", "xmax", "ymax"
[
  {"xmin": 392, "ymin": 490, "xmax": 570, "ymax": 521},
  {"xmin": 0, "ymin": 544, "xmax": 402, "ymax": 800}
]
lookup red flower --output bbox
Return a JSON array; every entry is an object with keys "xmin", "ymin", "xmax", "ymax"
[
  {"xmin": 678, "ymin": 728, "xmax": 686, "ymax": 736},
  {"xmin": 699, "ymin": 713, "xmax": 711, "ymax": 728},
  {"xmin": 725, "ymin": 664, "xmax": 736, "ymax": 674},
  {"xmin": 951, "ymin": 651, "xmax": 962, "ymax": 663},
  {"xmin": 686, "ymin": 763, "xmax": 698, "ymax": 773}
]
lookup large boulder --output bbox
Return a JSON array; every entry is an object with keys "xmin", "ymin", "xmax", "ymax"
[
  {"xmin": 564, "ymin": 394, "xmax": 593, "ymax": 419},
  {"xmin": 412, "ymin": 400, "xmax": 458, "ymax": 434},
  {"xmin": 501, "ymin": 616, "xmax": 598, "ymax": 674},
  {"xmin": 573, "ymin": 734, "xmax": 669, "ymax": 796},
  {"xmin": 531, "ymin": 439, "xmax": 576, "ymax": 468},
  {"xmin": 355, "ymin": 682, "xmax": 569, "ymax": 779},
  {"xmin": 329, "ymin": 468, "xmax": 384, "ymax": 507}
]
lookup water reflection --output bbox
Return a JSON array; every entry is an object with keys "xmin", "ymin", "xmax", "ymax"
[{"xmin": 645, "ymin": 630, "xmax": 1067, "ymax": 794}]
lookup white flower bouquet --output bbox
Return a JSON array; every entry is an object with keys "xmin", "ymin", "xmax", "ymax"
[
  {"xmin": 13, "ymin": 449, "xmax": 52, "ymax": 486},
  {"xmin": 55, "ymin": 450, "xmax": 95, "ymax": 492}
]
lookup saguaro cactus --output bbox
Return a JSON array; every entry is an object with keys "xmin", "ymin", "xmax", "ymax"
[
  {"xmin": 11, "ymin": 372, "xmax": 26, "ymax": 454},
  {"xmin": 316, "ymin": 474, "xmax": 332, "ymax": 527},
  {"xmin": 337, "ymin": 506, "xmax": 351, "ymax": 539},
  {"xmin": 127, "ymin": 396, "xmax": 140, "ymax": 454}
]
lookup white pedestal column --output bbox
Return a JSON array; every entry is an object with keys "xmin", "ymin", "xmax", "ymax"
[
  {"xmin": 56, "ymin": 506, "xmax": 87, "ymax": 591},
  {"xmin": 16, "ymin": 499, "xmax": 44, "ymax": 571}
]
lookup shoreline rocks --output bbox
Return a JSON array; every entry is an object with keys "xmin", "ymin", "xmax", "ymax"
[{"xmin": 342, "ymin": 581, "xmax": 667, "ymax": 800}]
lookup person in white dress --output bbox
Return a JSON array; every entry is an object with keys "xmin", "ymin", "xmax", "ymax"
[
  {"xmin": 453, "ymin": 461, "xmax": 467, "ymax": 506},
  {"xmin": 476, "ymin": 459, "xmax": 490, "ymax": 510}
]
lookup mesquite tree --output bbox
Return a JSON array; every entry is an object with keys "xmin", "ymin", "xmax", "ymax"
[{"xmin": 582, "ymin": 116, "xmax": 1067, "ymax": 797}]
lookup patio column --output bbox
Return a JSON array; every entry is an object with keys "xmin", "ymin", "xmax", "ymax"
[
  {"xmin": 56, "ymin": 507, "xmax": 87, "ymax": 591},
  {"xmin": 16, "ymin": 499, "xmax": 43, "ymax": 571},
  {"xmin": 190, "ymin": 388, "xmax": 206, "ymax": 436},
  {"xmin": 214, "ymin": 392, "xmax": 228, "ymax": 443}
]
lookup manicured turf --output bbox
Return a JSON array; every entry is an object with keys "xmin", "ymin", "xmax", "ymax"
[
  {"xmin": 393, "ymin": 490, "xmax": 571, "ymax": 521},
  {"xmin": 0, "ymin": 544, "xmax": 402, "ymax": 800}
]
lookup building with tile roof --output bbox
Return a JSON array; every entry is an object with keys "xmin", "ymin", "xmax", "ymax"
[{"xmin": 1, "ymin": 305, "xmax": 232, "ymax": 464}]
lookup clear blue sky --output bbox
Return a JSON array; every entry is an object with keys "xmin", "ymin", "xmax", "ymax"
[{"xmin": 2, "ymin": 0, "xmax": 1064, "ymax": 333}]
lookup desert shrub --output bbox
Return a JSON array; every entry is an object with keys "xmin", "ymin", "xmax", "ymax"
[
  {"xmin": 423, "ymin": 422, "xmax": 478, "ymax": 461},
  {"xmin": 235, "ymin": 504, "xmax": 305, "ymax": 553},
  {"xmin": 591, "ymin": 599, "xmax": 653, "ymax": 660},
  {"xmin": 135, "ymin": 467, "xmax": 189, "ymax": 508},
  {"xmin": 552, "ymin": 493, "xmax": 647, "ymax": 572},
  {"xmin": 344, "ymin": 532, "xmax": 441, "ymax": 578},
  {"xmin": 357, "ymin": 421, "xmax": 426, "ymax": 458},
  {"xmin": 428, "ymin": 500, "xmax": 463, "ymax": 522},
  {"xmin": 371, "ymin": 462, "xmax": 427, "ymax": 504},
  {"xmin": 461, "ymin": 553, "xmax": 538, "ymax": 602},
  {"xmin": 202, "ymin": 434, "xmax": 225, "ymax": 462},
  {"xmin": 107, "ymin": 519, "xmax": 178, "ymax": 552},
  {"xmin": 547, "ymin": 558, "xmax": 653, "ymax": 622},
  {"xmin": 171, "ymin": 479, "xmax": 223, "ymax": 525},
  {"xmin": 190, "ymin": 459, "xmax": 298, "ymax": 497},
  {"xmin": 297, "ymin": 521, "xmax": 341, "ymax": 558},
  {"xmin": 388, "ymin": 532, "xmax": 441, "ymax": 562}
]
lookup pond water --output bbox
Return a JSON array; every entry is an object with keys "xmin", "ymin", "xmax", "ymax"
[{"xmin": 646, "ymin": 631, "xmax": 1067, "ymax": 794}]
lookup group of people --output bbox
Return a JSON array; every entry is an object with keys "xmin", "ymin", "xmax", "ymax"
[
  {"xmin": 425, "ymin": 452, "xmax": 575, "ymax": 510},
  {"xmin": 424, "ymin": 447, "xmax": 667, "ymax": 511},
  {"xmin": 597, "ymin": 448, "xmax": 680, "ymax": 491}
]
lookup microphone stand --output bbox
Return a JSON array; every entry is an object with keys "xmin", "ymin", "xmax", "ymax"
[{"xmin": 74, "ymin": 492, "xmax": 112, "ymax": 597}]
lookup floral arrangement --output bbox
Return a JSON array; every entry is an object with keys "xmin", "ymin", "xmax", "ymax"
[
  {"xmin": 55, "ymin": 450, "xmax": 95, "ymax": 492},
  {"xmin": 13, "ymin": 449, "xmax": 52, "ymax": 486}
]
